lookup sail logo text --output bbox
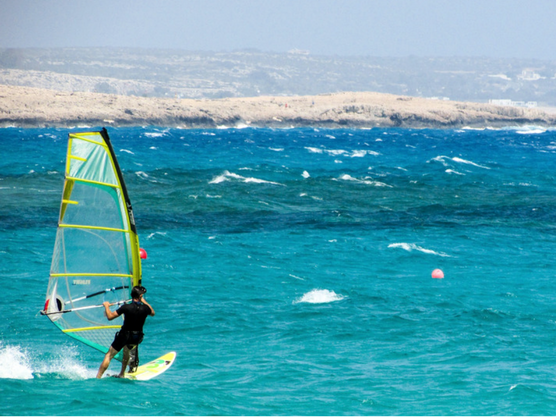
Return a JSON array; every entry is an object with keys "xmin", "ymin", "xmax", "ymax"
[{"xmin": 73, "ymin": 280, "xmax": 91, "ymax": 285}]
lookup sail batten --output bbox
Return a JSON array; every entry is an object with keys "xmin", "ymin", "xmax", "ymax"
[
  {"xmin": 63, "ymin": 326, "xmax": 122, "ymax": 333},
  {"xmin": 50, "ymin": 273, "xmax": 133, "ymax": 277},
  {"xmin": 66, "ymin": 176, "xmax": 122, "ymax": 189},
  {"xmin": 44, "ymin": 129, "xmax": 141, "ymax": 358},
  {"xmin": 58, "ymin": 224, "xmax": 130, "ymax": 233}
]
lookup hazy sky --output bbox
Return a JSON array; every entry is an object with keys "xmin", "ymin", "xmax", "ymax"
[{"xmin": 1, "ymin": 0, "xmax": 555, "ymax": 59}]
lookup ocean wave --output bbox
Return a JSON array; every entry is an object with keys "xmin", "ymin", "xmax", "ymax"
[
  {"xmin": 119, "ymin": 149, "xmax": 134, "ymax": 154},
  {"xmin": 452, "ymin": 157, "xmax": 490, "ymax": 169},
  {"xmin": 289, "ymin": 274, "xmax": 305, "ymax": 281},
  {"xmin": 430, "ymin": 155, "xmax": 490, "ymax": 170},
  {"xmin": 517, "ymin": 128, "xmax": 547, "ymax": 135},
  {"xmin": 135, "ymin": 171, "xmax": 160, "ymax": 183},
  {"xmin": 144, "ymin": 132, "xmax": 167, "ymax": 138},
  {"xmin": 338, "ymin": 174, "xmax": 392, "ymax": 187},
  {"xmin": 388, "ymin": 243, "xmax": 451, "ymax": 257},
  {"xmin": 503, "ymin": 182, "xmax": 537, "ymax": 187},
  {"xmin": 209, "ymin": 170, "xmax": 284, "ymax": 186},
  {"xmin": 294, "ymin": 289, "xmax": 345, "ymax": 304},
  {"xmin": 305, "ymin": 147, "xmax": 379, "ymax": 157},
  {"xmin": 500, "ymin": 125, "xmax": 547, "ymax": 134},
  {"xmin": 147, "ymin": 231, "xmax": 168, "ymax": 240}
]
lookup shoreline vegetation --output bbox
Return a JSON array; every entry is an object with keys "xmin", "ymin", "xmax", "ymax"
[{"xmin": 1, "ymin": 84, "xmax": 556, "ymax": 129}]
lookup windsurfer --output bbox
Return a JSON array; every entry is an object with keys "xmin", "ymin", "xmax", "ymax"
[{"xmin": 96, "ymin": 286, "xmax": 155, "ymax": 378}]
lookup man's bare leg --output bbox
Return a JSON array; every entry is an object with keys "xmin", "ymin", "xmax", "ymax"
[
  {"xmin": 97, "ymin": 347, "xmax": 118, "ymax": 379},
  {"xmin": 117, "ymin": 346, "xmax": 131, "ymax": 378}
]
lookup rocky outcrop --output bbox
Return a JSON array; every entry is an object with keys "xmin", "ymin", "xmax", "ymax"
[{"xmin": 1, "ymin": 84, "xmax": 555, "ymax": 129}]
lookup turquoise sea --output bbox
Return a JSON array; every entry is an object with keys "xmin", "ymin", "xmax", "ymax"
[{"xmin": 2, "ymin": 126, "xmax": 556, "ymax": 415}]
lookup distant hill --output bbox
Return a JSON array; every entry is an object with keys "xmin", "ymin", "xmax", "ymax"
[{"xmin": 1, "ymin": 48, "xmax": 556, "ymax": 105}]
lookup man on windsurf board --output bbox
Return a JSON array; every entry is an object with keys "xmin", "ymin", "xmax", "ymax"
[{"xmin": 96, "ymin": 286, "xmax": 155, "ymax": 378}]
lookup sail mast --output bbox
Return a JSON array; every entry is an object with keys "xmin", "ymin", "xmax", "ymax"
[{"xmin": 100, "ymin": 128, "xmax": 142, "ymax": 287}]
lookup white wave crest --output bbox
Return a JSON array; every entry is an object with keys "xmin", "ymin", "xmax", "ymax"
[
  {"xmin": 338, "ymin": 174, "xmax": 392, "ymax": 187},
  {"xmin": 452, "ymin": 157, "xmax": 490, "ymax": 169},
  {"xmin": 430, "ymin": 155, "xmax": 451, "ymax": 167},
  {"xmin": 209, "ymin": 173, "xmax": 229, "ymax": 184},
  {"xmin": 209, "ymin": 170, "xmax": 284, "ymax": 186},
  {"xmin": 144, "ymin": 132, "xmax": 166, "ymax": 138},
  {"xmin": 305, "ymin": 147, "xmax": 323, "ymax": 154},
  {"xmin": 509, "ymin": 125, "xmax": 547, "ymax": 134},
  {"xmin": 294, "ymin": 289, "xmax": 345, "ymax": 304},
  {"xmin": 350, "ymin": 150, "xmax": 380, "ymax": 157},
  {"xmin": 388, "ymin": 243, "xmax": 451, "ymax": 257},
  {"xmin": 305, "ymin": 147, "xmax": 379, "ymax": 157},
  {"xmin": 430, "ymin": 156, "xmax": 489, "ymax": 170},
  {"xmin": 147, "ymin": 231, "xmax": 167, "ymax": 239},
  {"xmin": 289, "ymin": 274, "xmax": 305, "ymax": 281},
  {"xmin": 302, "ymin": 171, "xmax": 310, "ymax": 178},
  {"xmin": 119, "ymin": 149, "xmax": 135, "ymax": 154},
  {"xmin": 135, "ymin": 171, "xmax": 160, "ymax": 183}
]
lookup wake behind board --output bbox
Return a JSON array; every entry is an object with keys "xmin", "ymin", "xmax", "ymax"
[{"xmin": 124, "ymin": 351, "xmax": 176, "ymax": 381}]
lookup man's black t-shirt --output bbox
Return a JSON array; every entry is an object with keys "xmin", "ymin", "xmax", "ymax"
[{"xmin": 116, "ymin": 302, "xmax": 151, "ymax": 332}]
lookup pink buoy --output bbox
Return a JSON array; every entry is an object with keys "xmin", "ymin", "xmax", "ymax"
[
  {"xmin": 432, "ymin": 269, "xmax": 444, "ymax": 279},
  {"xmin": 140, "ymin": 248, "xmax": 147, "ymax": 259}
]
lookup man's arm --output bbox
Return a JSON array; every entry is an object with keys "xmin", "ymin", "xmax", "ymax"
[
  {"xmin": 102, "ymin": 301, "xmax": 121, "ymax": 321},
  {"xmin": 140, "ymin": 295, "xmax": 155, "ymax": 316}
]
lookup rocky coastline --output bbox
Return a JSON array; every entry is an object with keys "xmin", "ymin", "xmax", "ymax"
[{"xmin": 1, "ymin": 84, "xmax": 555, "ymax": 129}]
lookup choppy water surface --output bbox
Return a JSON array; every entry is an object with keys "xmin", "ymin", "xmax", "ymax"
[{"xmin": 2, "ymin": 126, "xmax": 556, "ymax": 415}]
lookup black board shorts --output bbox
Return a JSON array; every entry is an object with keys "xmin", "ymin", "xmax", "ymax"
[{"xmin": 111, "ymin": 330, "xmax": 144, "ymax": 352}]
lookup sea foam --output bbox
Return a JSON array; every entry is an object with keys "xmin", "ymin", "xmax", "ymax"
[
  {"xmin": 388, "ymin": 243, "xmax": 451, "ymax": 257},
  {"xmin": 294, "ymin": 289, "xmax": 345, "ymax": 304},
  {"xmin": 209, "ymin": 170, "xmax": 284, "ymax": 186},
  {"xmin": 338, "ymin": 174, "xmax": 392, "ymax": 187},
  {"xmin": 431, "ymin": 155, "xmax": 490, "ymax": 170},
  {"xmin": 305, "ymin": 147, "xmax": 379, "ymax": 157}
]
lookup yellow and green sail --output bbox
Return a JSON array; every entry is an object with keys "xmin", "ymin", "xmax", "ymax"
[{"xmin": 43, "ymin": 128, "xmax": 141, "ymax": 357}]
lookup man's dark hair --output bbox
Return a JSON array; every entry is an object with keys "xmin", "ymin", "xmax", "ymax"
[{"xmin": 131, "ymin": 286, "xmax": 147, "ymax": 299}]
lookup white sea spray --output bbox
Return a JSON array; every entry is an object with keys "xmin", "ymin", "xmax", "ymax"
[
  {"xmin": 294, "ymin": 289, "xmax": 345, "ymax": 304},
  {"xmin": 0, "ymin": 344, "xmax": 33, "ymax": 380}
]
